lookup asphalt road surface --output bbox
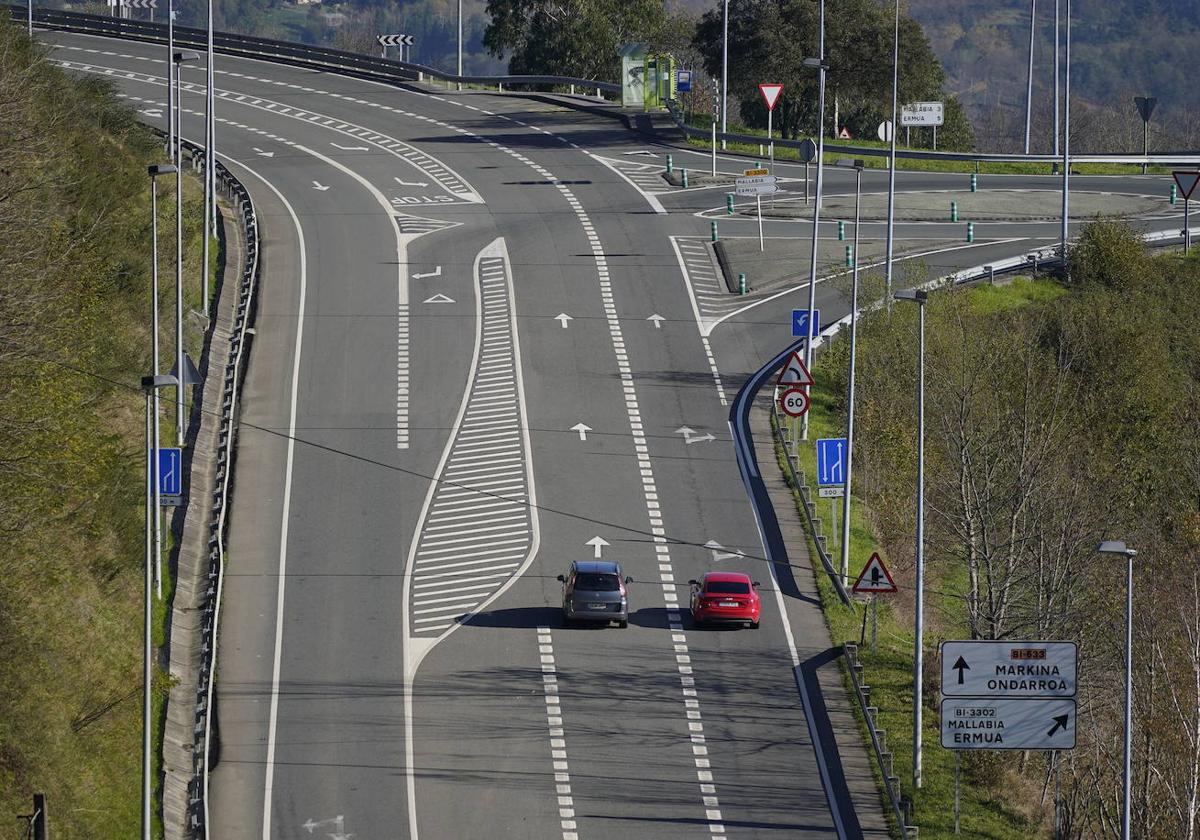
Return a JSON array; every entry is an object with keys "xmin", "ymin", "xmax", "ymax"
[{"xmin": 45, "ymin": 30, "xmax": 1187, "ymax": 839}]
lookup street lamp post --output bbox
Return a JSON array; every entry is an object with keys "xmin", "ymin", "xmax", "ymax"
[
  {"xmin": 1053, "ymin": 0, "xmax": 1060, "ymax": 158},
  {"xmin": 800, "ymin": 0, "xmax": 827, "ymax": 442},
  {"xmin": 148, "ymin": 164, "xmax": 176, "ymax": 599},
  {"xmin": 457, "ymin": 0, "xmax": 463, "ymax": 91},
  {"xmin": 1060, "ymin": 0, "xmax": 1071, "ymax": 260},
  {"xmin": 895, "ymin": 287, "xmax": 928, "ymax": 792},
  {"xmin": 173, "ymin": 50, "xmax": 199, "ymax": 447},
  {"xmin": 884, "ymin": 0, "xmax": 900, "ymax": 311},
  {"xmin": 1025, "ymin": 0, "xmax": 1036, "ymax": 155},
  {"xmin": 1098, "ymin": 540, "xmax": 1138, "ymax": 840},
  {"xmin": 721, "ymin": 0, "xmax": 729, "ymax": 150},
  {"xmin": 165, "ymin": 0, "xmax": 174, "ymax": 151},
  {"xmin": 837, "ymin": 159, "xmax": 863, "ymax": 584},
  {"xmin": 203, "ymin": 0, "xmax": 215, "ymax": 315}
]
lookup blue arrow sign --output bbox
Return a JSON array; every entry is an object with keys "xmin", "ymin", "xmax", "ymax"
[
  {"xmin": 792, "ymin": 308, "xmax": 820, "ymax": 338},
  {"xmin": 816, "ymin": 437, "xmax": 846, "ymax": 486},
  {"xmin": 157, "ymin": 447, "xmax": 182, "ymax": 497}
]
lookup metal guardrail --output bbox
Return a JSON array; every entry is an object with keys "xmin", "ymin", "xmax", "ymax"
[
  {"xmin": 14, "ymin": 6, "xmax": 619, "ymax": 94},
  {"xmin": 768, "ymin": 398, "xmax": 853, "ymax": 606},
  {"xmin": 161, "ymin": 137, "xmax": 258, "ymax": 839},
  {"xmin": 666, "ymin": 100, "xmax": 1200, "ymax": 166},
  {"xmin": 845, "ymin": 642, "xmax": 917, "ymax": 839}
]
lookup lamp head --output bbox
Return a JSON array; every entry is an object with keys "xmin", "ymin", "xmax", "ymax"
[
  {"xmin": 894, "ymin": 289, "xmax": 928, "ymax": 303},
  {"xmin": 1097, "ymin": 540, "xmax": 1138, "ymax": 558},
  {"xmin": 148, "ymin": 163, "xmax": 178, "ymax": 177}
]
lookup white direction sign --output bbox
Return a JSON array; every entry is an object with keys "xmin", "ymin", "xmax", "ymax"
[
  {"xmin": 941, "ymin": 697, "xmax": 1076, "ymax": 750},
  {"xmin": 901, "ymin": 101, "xmax": 945, "ymax": 126},
  {"xmin": 735, "ymin": 175, "xmax": 779, "ymax": 196},
  {"xmin": 941, "ymin": 640, "xmax": 1077, "ymax": 698}
]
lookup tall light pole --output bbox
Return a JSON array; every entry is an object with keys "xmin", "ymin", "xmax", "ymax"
[
  {"xmin": 1098, "ymin": 540, "xmax": 1137, "ymax": 840},
  {"xmin": 1053, "ymin": 0, "xmax": 1060, "ymax": 157},
  {"xmin": 894, "ymin": 287, "xmax": 927, "ymax": 791},
  {"xmin": 1060, "ymin": 0, "xmax": 1071, "ymax": 260},
  {"xmin": 165, "ymin": 0, "xmax": 174, "ymax": 152},
  {"xmin": 456, "ymin": 0, "xmax": 463, "ymax": 91},
  {"xmin": 721, "ymin": 0, "xmax": 729, "ymax": 150},
  {"xmin": 799, "ymin": 0, "xmax": 827, "ymax": 442},
  {"xmin": 837, "ymin": 159, "xmax": 863, "ymax": 583},
  {"xmin": 1025, "ymin": 0, "xmax": 1036, "ymax": 155},
  {"xmin": 173, "ymin": 51, "xmax": 199, "ymax": 447},
  {"xmin": 145, "ymin": 160, "xmax": 177, "ymax": 840},
  {"xmin": 884, "ymin": 0, "xmax": 900, "ymax": 310},
  {"xmin": 26, "ymin": 0, "xmax": 32, "ymax": 36},
  {"xmin": 203, "ymin": 0, "xmax": 215, "ymax": 315}
]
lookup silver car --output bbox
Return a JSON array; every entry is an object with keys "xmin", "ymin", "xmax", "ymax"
[{"xmin": 557, "ymin": 560, "xmax": 632, "ymax": 628}]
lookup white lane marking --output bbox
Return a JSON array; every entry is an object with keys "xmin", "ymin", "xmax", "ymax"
[
  {"xmin": 538, "ymin": 627, "xmax": 579, "ymax": 840},
  {"xmin": 225, "ymin": 159, "xmax": 308, "ymax": 840},
  {"xmin": 670, "ymin": 237, "xmax": 729, "ymax": 404},
  {"xmin": 401, "ymin": 238, "xmax": 541, "ymax": 840},
  {"xmin": 587, "ymin": 153, "xmax": 667, "ymax": 213}
]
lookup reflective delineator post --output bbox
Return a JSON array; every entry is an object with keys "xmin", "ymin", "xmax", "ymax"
[
  {"xmin": 838, "ymin": 220, "xmax": 845, "ymax": 240},
  {"xmin": 726, "ymin": 194, "xmax": 735, "ymax": 215},
  {"xmin": 738, "ymin": 273, "xmax": 747, "ymax": 294},
  {"xmin": 970, "ymin": 173, "xmax": 978, "ymax": 192},
  {"xmin": 951, "ymin": 201, "xmax": 958, "ymax": 222},
  {"xmin": 711, "ymin": 221, "xmax": 719, "ymax": 242},
  {"xmin": 967, "ymin": 221, "xmax": 975, "ymax": 242},
  {"xmin": 666, "ymin": 154, "xmax": 673, "ymax": 175},
  {"xmin": 845, "ymin": 245, "xmax": 853, "ymax": 266},
  {"xmin": 682, "ymin": 169, "xmax": 689, "ymax": 188},
  {"xmin": 1171, "ymin": 183, "xmax": 1178, "ymax": 205}
]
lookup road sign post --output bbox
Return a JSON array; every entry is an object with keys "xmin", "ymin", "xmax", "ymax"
[
  {"xmin": 377, "ymin": 33, "xmax": 415, "ymax": 60},
  {"xmin": 1173, "ymin": 171, "xmax": 1199, "ymax": 254},
  {"xmin": 792, "ymin": 308, "xmax": 820, "ymax": 338},
  {"xmin": 157, "ymin": 447, "xmax": 183, "ymax": 507},
  {"xmin": 759, "ymin": 84, "xmax": 783, "ymax": 172},
  {"xmin": 852, "ymin": 553, "xmax": 897, "ymax": 653},
  {"xmin": 737, "ymin": 171, "xmax": 776, "ymax": 253},
  {"xmin": 1134, "ymin": 96, "xmax": 1157, "ymax": 175}
]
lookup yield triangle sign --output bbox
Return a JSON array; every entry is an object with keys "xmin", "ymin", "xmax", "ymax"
[
  {"xmin": 852, "ymin": 552, "xmax": 898, "ymax": 594},
  {"xmin": 759, "ymin": 83, "xmax": 784, "ymax": 112},
  {"xmin": 777, "ymin": 350, "xmax": 814, "ymax": 386},
  {"xmin": 1174, "ymin": 171, "xmax": 1200, "ymax": 200}
]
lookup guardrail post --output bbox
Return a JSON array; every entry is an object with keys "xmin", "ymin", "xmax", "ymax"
[
  {"xmin": 950, "ymin": 200, "xmax": 958, "ymax": 222},
  {"xmin": 1171, "ymin": 183, "xmax": 1178, "ymax": 205},
  {"xmin": 666, "ymin": 154, "xmax": 673, "ymax": 175},
  {"xmin": 726, "ymin": 194, "xmax": 734, "ymax": 215},
  {"xmin": 738, "ymin": 273, "xmax": 747, "ymax": 295},
  {"xmin": 711, "ymin": 221, "xmax": 718, "ymax": 242},
  {"xmin": 838, "ymin": 220, "xmax": 845, "ymax": 240},
  {"xmin": 498, "ymin": 81, "xmax": 504, "ymax": 92},
  {"xmin": 986, "ymin": 264, "xmax": 995, "ymax": 284},
  {"xmin": 682, "ymin": 169, "xmax": 689, "ymax": 188},
  {"xmin": 570, "ymin": 83, "xmax": 575, "ymax": 95},
  {"xmin": 967, "ymin": 221, "xmax": 975, "ymax": 243},
  {"xmin": 970, "ymin": 173, "xmax": 978, "ymax": 192},
  {"xmin": 845, "ymin": 245, "xmax": 853, "ymax": 267}
]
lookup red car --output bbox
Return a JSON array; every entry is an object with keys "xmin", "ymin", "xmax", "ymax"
[{"xmin": 689, "ymin": 572, "xmax": 761, "ymax": 628}]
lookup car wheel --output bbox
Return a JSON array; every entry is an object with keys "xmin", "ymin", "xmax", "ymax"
[
  {"xmin": 749, "ymin": 620, "xmax": 759, "ymax": 629},
  {"xmin": 618, "ymin": 620, "xmax": 628, "ymax": 629}
]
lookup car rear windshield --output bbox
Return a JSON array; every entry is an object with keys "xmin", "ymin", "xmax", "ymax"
[
  {"xmin": 576, "ymin": 573, "xmax": 621, "ymax": 591},
  {"xmin": 706, "ymin": 580, "xmax": 750, "ymax": 595}
]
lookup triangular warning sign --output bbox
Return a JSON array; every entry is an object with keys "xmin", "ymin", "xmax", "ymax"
[
  {"xmin": 852, "ymin": 552, "xmax": 898, "ymax": 594},
  {"xmin": 776, "ymin": 350, "xmax": 814, "ymax": 386},
  {"xmin": 838, "ymin": 127, "xmax": 852, "ymax": 139},
  {"xmin": 1174, "ymin": 171, "xmax": 1200, "ymax": 200},
  {"xmin": 759, "ymin": 83, "xmax": 783, "ymax": 112}
]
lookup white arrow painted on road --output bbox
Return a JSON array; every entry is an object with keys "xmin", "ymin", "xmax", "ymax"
[
  {"xmin": 422, "ymin": 293, "xmax": 455, "ymax": 304},
  {"xmin": 412, "ymin": 266, "xmax": 442, "ymax": 280},
  {"xmin": 140, "ymin": 108, "xmax": 163, "ymax": 118},
  {"xmin": 647, "ymin": 314, "xmax": 666, "ymax": 329},
  {"xmin": 586, "ymin": 536, "xmax": 610, "ymax": 558},
  {"xmin": 331, "ymin": 142, "xmax": 369, "ymax": 151},
  {"xmin": 395, "ymin": 177, "xmax": 430, "ymax": 187},
  {"xmin": 704, "ymin": 540, "xmax": 744, "ymax": 562},
  {"xmin": 252, "ymin": 147, "xmax": 274, "ymax": 157},
  {"xmin": 301, "ymin": 815, "xmax": 345, "ymax": 834},
  {"xmin": 312, "ymin": 181, "xmax": 330, "ymax": 191},
  {"xmin": 555, "ymin": 313, "xmax": 573, "ymax": 329},
  {"xmin": 676, "ymin": 426, "xmax": 716, "ymax": 445},
  {"xmin": 570, "ymin": 422, "xmax": 591, "ymax": 441}
]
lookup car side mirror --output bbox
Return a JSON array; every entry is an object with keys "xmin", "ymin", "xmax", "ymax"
[
  {"xmin": 753, "ymin": 581, "xmax": 762, "ymax": 588},
  {"xmin": 556, "ymin": 574, "xmax": 565, "ymax": 583},
  {"xmin": 689, "ymin": 579, "xmax": 699, "ymax": 586},
  {"xmin": 625, "ymin": 576, "xmax": 633, "ymax": 584}
]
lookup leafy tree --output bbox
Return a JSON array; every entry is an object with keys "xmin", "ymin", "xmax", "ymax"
[
  {"xmin": 692, "ymin": 0, "xmax": 973, "ymax": 148},
  {"xmin": 482, "ymin": 0, "xmax": 669, "ymax": 79}
]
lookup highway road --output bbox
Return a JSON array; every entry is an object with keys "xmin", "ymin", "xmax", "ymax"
[{"xmin": 45, "ymin": 30, "xmax": 1184, "ymax": 839}]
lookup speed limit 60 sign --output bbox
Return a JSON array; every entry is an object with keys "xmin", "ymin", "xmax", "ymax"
[{"xmin": 779, "ymin": 387, "xmax": 810, "ymax": 417}]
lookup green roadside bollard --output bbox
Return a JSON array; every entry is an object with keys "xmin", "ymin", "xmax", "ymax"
[
  {"xmin": 951, "ymin": 200, "xmax": 959, "ymax": 222},
  {"xmin": 666, "ymin": 154, "xmax": 673, "ymax": 175},
  {"xmin": 682, "ymin": 169, "xmax": 689, "ymax": 188},
  {"xmin": 738, "ymin": 273, "xmax": 747, "ymax": 295},
  {"xmin": 967, "ymin": 221, "xmax": 975, "ymax": 242},
  {"xmin": 845, "ymin": 245, "xmax": 853, "ymax": 266},
  {"xmin": 711, "ymin": 220, "xmax": 719, "ymax": 242},
  {"xmin": 838, "ymin": 220, "xmax": 845, "ymax": 241},
  {"xmin": 970, "ymin": 173, "xmax": 978, "ymax": 193},
  {"xmin": 1171, "ymin": 183, "xmax": 1178, "ymax": 205},
  {"xmin": 726, "ymin": 193, "xmax": 735, "ymax": 215}
]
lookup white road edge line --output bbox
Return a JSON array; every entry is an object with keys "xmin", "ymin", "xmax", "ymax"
[{"xmin": 587, "ymin": 152, "xmax": 667, "ymax": 214}]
